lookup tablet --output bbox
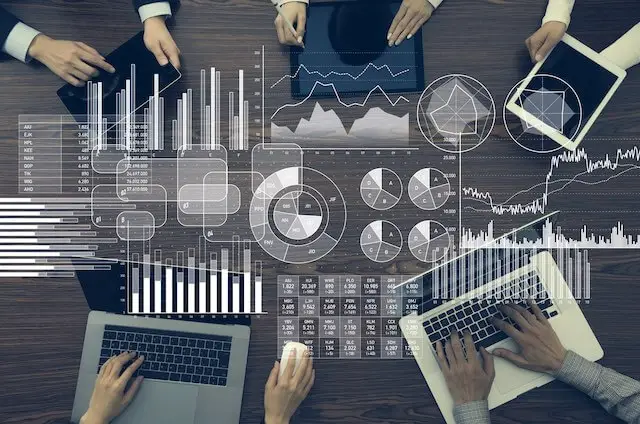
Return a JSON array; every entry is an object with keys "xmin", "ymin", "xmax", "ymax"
[
  {"xmin": 57, "ymin": 31, "xmax": 181, "ymax": 121},
  {"xmin": 290, "ymin": 0, "xmax": 424, "ymax": 97},
  {"xmin": 506, "ymin": 34, "xmax": 626, "ymax": 151}
]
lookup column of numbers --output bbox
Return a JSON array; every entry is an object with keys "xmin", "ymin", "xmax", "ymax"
[
  {"xmin": 277, "ymin": 276, "xmax": 298, "ymax": 353},
  {"xmin": 298, "ymin": 276, "xmax": 319, "ymax": 356}
]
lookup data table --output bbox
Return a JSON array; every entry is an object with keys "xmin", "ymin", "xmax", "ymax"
[{"xmin": 277, "ymin": 275, "xmax": 423, "ymax": 359}]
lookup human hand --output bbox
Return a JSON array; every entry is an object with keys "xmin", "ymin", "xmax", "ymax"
[
  {"xmin": 80, "ymin": 352, "xmax": 145, "ymax": 424},
  {"xmin": 143, "ymin": 16, "xmax": 181, "ymax": 69},
  {"xmin": 387, "ymin": 0, "xmax": 434, "ymax": 47},
  {"xmin": 27, "ymin": 35, "xmax": 115, "ymax": 87},
  {"xmin": 264, "ymin": 349, "xmax": 315, "ymax": 424},
  {"xmin": 435, "ymin": 330, "xmax": 495, "ymax": 405},
  {"xmin": 274, "ymin": 2, "xmax": 306, "ymax": 46},
  {"xmin": 491, "ymin": 300, "xmax": 567, "ymax": 373},
  {"xmin": 525, "ymin": 21, "xmax": 567, "ymax": 62}
]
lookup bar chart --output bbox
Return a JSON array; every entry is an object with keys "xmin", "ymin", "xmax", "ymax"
[
  {"xmin": 127, "ymin": 242, "xmax": 264, "ymax": 315},
  {"xmin": 84, "ymin": 62, "xmax": 255, "ymax": 152}
]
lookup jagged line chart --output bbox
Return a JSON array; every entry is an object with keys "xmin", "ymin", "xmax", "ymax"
[
  {"xmin": 270, "ymin": 63, "xmax": 410, "ymax": 89},
  {"xmin": 463, "ymin": 146, "xmax": 640, "ymax": 215}
]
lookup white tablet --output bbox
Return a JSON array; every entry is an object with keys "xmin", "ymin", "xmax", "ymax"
[{"xmin": 506, "ymin": 33, "xmax": 626, "ymax": 151}]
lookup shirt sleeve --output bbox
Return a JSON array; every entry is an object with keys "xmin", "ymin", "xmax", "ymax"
[
  {"xmin": 1, "ymin": 21, "xmax": 40, "ymax": 63},
  {"xmin": 600, "ymin": 22, "xmax": 640, "ymax": 70},
  {"xmin": 278, "ymin": 0, "xmax": 443, "ymax": 9},
  {"xmin": 553, "ymin": 350, "xmax": 640, "ymax": 423},
  {"xmin": 542, "ymin": 0, "xmax": 575, "ymax": 27},
  {"xmin": 138, "ymin": 1, "xmax": 172, "ymax": 23},
  {"xmin": 453, "ymin": 400, "xmax": 491, "ymax": 424},
  {"xmin": 277, "ymin": 0, "xmax": 308, "ymax": 5}
]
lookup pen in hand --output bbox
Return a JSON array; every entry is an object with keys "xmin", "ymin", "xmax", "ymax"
[{"xmin": 271, "ymin": 0, "xmax": 305, "ymax": 46}]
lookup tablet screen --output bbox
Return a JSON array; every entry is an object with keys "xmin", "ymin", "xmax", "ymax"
[
  {"xmin": 516, "ymin": 40, "xmax": 618, "ymax": 139},
  {"xmin": 291, "ymin": 0, "xmax": 424, "ymax": 97},
  {"xmin": 57, "ymin": 32, "xmax": 181, "ymax": 120}
]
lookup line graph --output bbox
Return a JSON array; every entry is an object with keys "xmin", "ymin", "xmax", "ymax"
[
  {"xmin": 270, "ymin": 63, "xmax": 410, "ymax": 89},
  {"xmin": 270, "ymin": 82, "xmax": 409, "ymax": 120},
  {"xmin": 463, "ymin": 145, "xmax": 640, "ymax": 215}
]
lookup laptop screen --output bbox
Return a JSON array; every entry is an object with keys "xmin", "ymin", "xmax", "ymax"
[{"xmin": 414, "ymin": 213, "xmax": 556, "ymax": 315}]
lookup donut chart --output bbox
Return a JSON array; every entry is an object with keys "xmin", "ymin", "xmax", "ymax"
[
  {"xmin": 360, "ymin": 220, "xmax": 402, "ymax": 263},
  {"xmin": 250, "ymin": 167, "xmax": 346, "ymax": 264},
  {"xmin": 409, "ymin": 168, "xmax": 450, "ymax": 210},
  {"xmin": 408, "ymin": 220, "xmax": 451, "ymax": 262},
  {"xmin": 360, "ymin": 168, "xmax": 402, "ymax": 210}
]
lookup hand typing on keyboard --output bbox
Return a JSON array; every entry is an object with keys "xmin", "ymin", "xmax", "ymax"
[
  {"xmin": 81, "ymin": 351, "xmax": 145, "ymax": 424},
  {"xmin": 435, "ymin": 331, "xmax": 495, "ymax": 405},
  {"xmin": 491, "ymin": 299, "xmax": 568, "ymax": 373}
]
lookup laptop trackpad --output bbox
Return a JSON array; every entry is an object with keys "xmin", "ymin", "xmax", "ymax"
[
  {"xmin": 115, "ymin": 381, "xmax": 197, "ymax": 424},
  {"xmin": 491, "ymin": 339, "xmax": 542, "ymax": 395}
]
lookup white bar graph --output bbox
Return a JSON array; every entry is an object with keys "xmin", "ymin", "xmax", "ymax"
[
  {"xmin": 143, "ymin": 276, "xmax": 150, "ymax": 313},
  {"xmin": 177, "ymin": 271, "xmax": 184, "ymax": 314},
  {"xmin": 199, "ymin": 262, "xmax": 207, "ymax": 313},
  {"xmin": 132, "ymin": 269, "xmax": 139, "ymax": 313},
  {"xmin": 239, "ymin": 70, "xmax": 244, "ymax": 150},
  {"xmin": 255, "ymin": 261, "xmax": 262, "ymax": 314},
  {"xmin": 154, "ymin": 265, "xmax": 162, "ymax": 312},
  {"xmin": 221, "ymin": 249, "xmax": 229, "ymax": 313},
  {"xmin": 232, "ymin": 277, "xmax": 240, "ymax": 313},
  {"xmin": 127, "ymin": 245, "xmax": 264, "ymax": 315},
  {"xmin": 214, "ymin": 68, "xmax": 218, "ymax": 149},
  {"xmin": 166, "ymin": 266, "xmax": 173, "ymax": 313}
]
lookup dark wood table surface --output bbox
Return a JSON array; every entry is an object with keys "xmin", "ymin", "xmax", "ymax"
[{"xmin": 1, "ymin": 0, "xmax": 640, "ymax": 423}]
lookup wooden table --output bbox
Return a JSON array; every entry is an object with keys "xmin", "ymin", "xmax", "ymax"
[{"xmin": 1, "ymin": 0, "xmax": 639, "ymax": 423}]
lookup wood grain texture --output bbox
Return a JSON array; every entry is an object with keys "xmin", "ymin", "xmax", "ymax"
[{"xmin": 0, "ymin": 0, "xmax": 639, "ymax": 423}]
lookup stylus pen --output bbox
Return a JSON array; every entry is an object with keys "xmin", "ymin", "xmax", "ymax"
[{"xmin": 270, "ymin": 0, "xmax": 304, "ymax": 46}]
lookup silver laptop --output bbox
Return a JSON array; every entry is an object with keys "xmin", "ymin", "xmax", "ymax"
[
  {"xmin": 399, "ymin": 213, "xmax": 602, "ymax": 424},
  {"xmin": 71, "ymin": 311, "xmax": 250, "ymax": 424}
]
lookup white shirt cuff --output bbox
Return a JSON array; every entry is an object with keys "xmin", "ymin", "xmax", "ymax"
[
  {"xmin": 277, "ymin": 0, "xmax": 308, "ymax": 5},
  {"xmin": 1, "ymin": 22, "xmax": 41, "ymax": 63},
  {"xmin": 600, "ymin": 23, "xmax": 640, "ymax": 71},
  {"xmin": 542, "ymin": 0, "xmax": 575, "ymax": 27},
  {"xmin": 138, "ymin": 2, "xmax": 172, "ymax": 23},
  {"xmin": 427, "ymin": 0, "xmax": 443, "ymax": 9}
]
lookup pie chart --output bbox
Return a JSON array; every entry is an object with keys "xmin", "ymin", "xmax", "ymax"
[
  {"xmin": 360, "ymin": 220, "xmax": 402, "ymax": 263},
  {"xmin": 273, "ymin": 191, "xmax": 323, "ymax": 241},
  {"xmin": 408, "ymin": 220, "xmax": 451, "ymax": 262},
  {"xmin": 360, "ymin": 168, "xmax": 402, "ymax": 211},
  {"xmin": 409, "ymin": 168, "xmax": 450, "ymax": 210}
]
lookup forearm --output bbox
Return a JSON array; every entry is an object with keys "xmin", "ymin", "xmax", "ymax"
[
  {"xmin": 542, "ymin": 0, "xmax": 575, "ymax": 26},
  {"xmin": 553, "ymin": 350, "xmax": 640, "ymax": 423},
  {"xmin": 600, "ymin": 23, "xmax": 640, "ymax": 70},
  {"xmin": 453, "ymin": 400, "xmax": 491, "ymax": 424}
]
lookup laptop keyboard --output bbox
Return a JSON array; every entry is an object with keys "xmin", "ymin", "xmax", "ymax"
[
  {"xmin": 99, "ymin": 325, "xmax": 232, "ymax": 386},
  {"xmin": 423, "ymin": 271, "xmax": 558, "ymax": 351}
]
